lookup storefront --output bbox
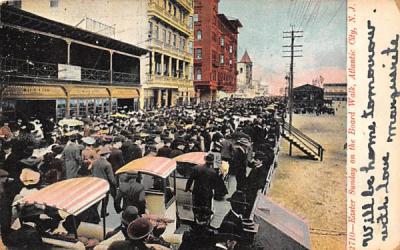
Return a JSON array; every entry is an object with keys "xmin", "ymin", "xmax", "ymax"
[
  {"xmin": 0, "ymin": 84, "xmax": 67, "ymax": 121},
  {"xmin": 0, "ymin": 84, "xmax": 141, "ymax": 121}
]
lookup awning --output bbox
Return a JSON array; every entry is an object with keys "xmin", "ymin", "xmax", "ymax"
[
  {"xmin": 14, "ymin": 177, "xmax": 109, "ymax": 215},
  {"xmin": 69, "ymin": 86, "xmax": 109, "ymax": 98},
  {"xmin": 174, "ymin": 152, "xmax": 206, "ymax": 165},
  {"xmin": 2, "ymin": 84, "xmax": 67, "ymax": 100},
  {"xmin": 111, "ymin": 87, "xmax": 140, "ymax": 99},
  {"xmin": 116, "ymin": 156, "xmax": 176, "ymax": 178}
]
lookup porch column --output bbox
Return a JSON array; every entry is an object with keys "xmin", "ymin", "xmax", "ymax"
[
  {"xmin": 157, "ymin": 89, "xmax": 162, "ymax": 108},
  {"xmin": 161, "ymin": 54, "xmax": 165, "ymax": 76},
  {"xmin": 66, "ymin": 39, "xmax": 71, "ymax": 64},
  {"xmin": 168, "ymin": 57, "xmax": 172, "ymax": 77},
  {"xmin": 110, "ymin": 50, "xmax": 114, "ymax": 84},
  {"xmin": 151, "ymin": 52, "xmax": 156, "ymax": 77}
]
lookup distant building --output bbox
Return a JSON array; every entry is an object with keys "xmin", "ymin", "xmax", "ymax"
[
  {"xmin": 235, "ymin": 50, "xmax": 254, "ymax": 98},
  {"xmin": 293, "ymin": 84, "xmax": 324, "ymax": 107},
  {"xmin": 323, "ymin": 83, "xmax": 347, "ymax": 101},
  {"xmin": 193, "ymin": 0, "xmax": 242, "ymax": 101}
]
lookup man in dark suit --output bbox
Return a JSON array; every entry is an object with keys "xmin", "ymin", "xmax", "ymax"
[
  {"xmin": 108, "ymin": 140, "xmax": 125, "ymax": 172},
  {"xmin": 185, "ymin": 154, "xmax": 219, "ymax": 210},
  {"xmin": 220, "ymin": 190, "xmax": 248, "ymax": 241}
]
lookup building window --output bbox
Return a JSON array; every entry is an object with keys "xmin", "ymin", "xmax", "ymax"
[
  {"xmin": 173, "ymin": 34, "xmax": 177, "ymax": 47},
  {"xmin": 188, "ymin": 41, "xmax": 193, "ymax": 54},
  {"xmin": 194, "ymin": 14, "xmax": 199, "ymax": 22},
  {"xmin": 240, "ymin": 67, "xmax": 243, "ymax": 73},
  {"xmin": 180, "ymin": 38, "xmax": 185, "ymax": 51},
  {"xmin": 167, "ymin": 31, "xmax": 171, "ymax": 44},
  {"xmin": 196, "ymin": 48, "xmax": 202, "ymax": 59},
  {"xmin": 189, "ymin": 16, "xmax": 193, "ymax": 29},
  {"xmin": 229, "ymin": 59, "xmax": 232, "ymax": 65},
  {"xmin": 164, "ymin": 0, "xmax": 167, "ymax": 9},
  {"xmin": 196, "ymin": 68, "xmax": 202, "ymax": 80},
  {"xmin": 173, "ymin": 6, "xmax": 176, "ymax": 16},
  {"xmin": 155, "ymin": 25, "xmax": 159, "ymax": 40},
  {"xmin": 50, "ymin": 0, "xmax": 58, "ymax": 7},
  {"xmin": 162, "ymin": 29, "xmax": 166, "ymax": 43},
  {"xmin": 229, "ymin": 45, "xmax": 233, "ymax": 53},
  {"xmin": 220, "ymin": 37, "xmax": 225, "ymax": 46},
  {"xmin": 196, "ymin": 30, "xmax": 202, "ymax": 40},
  {"xmin": 220, "ymin": 54, "xmax": 224, "ymax": 64},
  {"xmin": 149, "ymin": 22, "xmax": 153, "ymax": 38}
]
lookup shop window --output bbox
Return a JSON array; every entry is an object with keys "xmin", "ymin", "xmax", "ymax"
[
  {"xmin": 87, "ymin": 99, "xmax": 95, "ymax": 115},
  {"xmin": 95, "ymin": 99, "xmax": 103, "ymax": 114},
  {"xmin": 56, "ymin": 99, "xmax": 66, "ymax": 119},
  {"xmin": 104, "ymin": 99, "xmax": 110, "ymax": 113},
  {"xmin": 69, "ymin": 99, "xmax": 78, "ymax": 117},
  {"xmin": 112, "ymin": 98, "xmax": 118, "ymax": 113},
  {"xmin": 79, "ymin": 99, "xmax": 87, "ymax": 117}
]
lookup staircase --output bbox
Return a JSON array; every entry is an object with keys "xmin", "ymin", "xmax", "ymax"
[{"xmin": 280, "ymin": 120, "xmax": 324, "ymax": 161}]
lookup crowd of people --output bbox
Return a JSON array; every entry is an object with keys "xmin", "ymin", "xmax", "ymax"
[{"xmin": 0, "ymin": 97, "xmax": 285, "ymax": 249}]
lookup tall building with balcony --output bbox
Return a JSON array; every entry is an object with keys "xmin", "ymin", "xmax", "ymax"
[
  {"xmin": 17, "ymin": 0, "xmax": 195, "ymax": 109},
  {"xmin": 0, "ymin": 4, "xmax": 147, "ymax": 120},
  {"xmin": 193, "ymin": 0, "xmax": 242, "ymax": 101}
]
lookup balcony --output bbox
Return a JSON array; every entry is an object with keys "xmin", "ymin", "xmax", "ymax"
[
  {"xmin": 148, "ymin": 0, "xmax": 192, "ymax": 37},
  {"xmin": 146, "ymin": 73, "xmax": 193, "ymax": 89},
  {"xmin": 0, "ymin": 57, "xmax": 139, "ymax": 85},
  {"xmin": 148, "ymin": 38, "xmax": 193, "ymax": 61}
]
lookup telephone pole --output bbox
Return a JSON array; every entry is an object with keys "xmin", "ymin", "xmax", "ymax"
[{"xmin": 283, "ymin": 27, "xmax": 303, "ymax": 155}]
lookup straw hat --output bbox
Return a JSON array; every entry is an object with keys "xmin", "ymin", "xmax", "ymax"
[
  {"xmin": 20, "ymin": 168, "xmax": 40, "ymax": 186},
  {"xmin": 98, "ymin": 146, "xmax": 111, "ymax": 156},
  {"xmin": 127, "ymin": 217, "xmax": 154, "ymax": 240},
  {"xmin": 82, "ymin": 137, "xmax": 96, "ymax": 145}
]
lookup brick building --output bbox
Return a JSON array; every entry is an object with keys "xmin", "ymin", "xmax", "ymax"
[{"xmin": 193, "ymin": 0, "xmax": 242, "ymax": 101}]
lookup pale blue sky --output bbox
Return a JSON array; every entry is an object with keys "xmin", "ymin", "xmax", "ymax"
[{"xmin": 219, "ymin": 0, "xmax": 346, "ymax": 94}]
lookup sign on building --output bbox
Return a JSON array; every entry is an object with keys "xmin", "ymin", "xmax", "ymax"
[{"xmin": 58, "ymin": 64, "xmax": 81, "ymax": 81}]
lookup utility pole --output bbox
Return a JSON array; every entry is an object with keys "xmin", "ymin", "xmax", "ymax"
[{"xmin": 283, "ymin": 27, "xmax": 303, "ymax": 156}]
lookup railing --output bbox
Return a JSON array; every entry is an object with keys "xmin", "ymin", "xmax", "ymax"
[
  {"xmin": 1, "ymin": 56, "xmax": 58, "ymax": 80},
  {"xmin": 281, "ymin": 119, "xmax": 324, "ymax": 161},
  {"xmin": 81, "ymin": 67, "xmax": 110, "ymax": 83},
  {"xmin": 112, "ymin": 71, "xmax": 139, "ymax": 84},
  {"xmin": 1, "ymin": 57, "xmax": 139, "ymax": 85}
]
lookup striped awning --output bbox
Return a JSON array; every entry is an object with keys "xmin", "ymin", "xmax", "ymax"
[
  {"xmin": 174, "ymin": 152, "xmax": 206, "ymax": 166},
  {"xmin": 116, "ymin": 157, "xmax": 176, "ymax": 178},
  {"xmin": 14, "ymin": 177, "xmax": 109, "ymax": 215}
]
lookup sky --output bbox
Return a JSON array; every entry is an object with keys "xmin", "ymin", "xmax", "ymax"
[{"xmin": 219, "ymin": 0, "xmax": 347, "ymax": 95}]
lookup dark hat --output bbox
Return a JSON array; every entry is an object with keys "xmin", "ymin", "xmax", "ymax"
[
  {"xmin": 0, "ymin": 169, "xmax": 9, "ymax": 178},
  {"xmin": 193, "ymin": 206, "xmax": 213, "ymax": 222},
  {"xmin": 227, "ymin": 191, "xmax": 249, "ymax": 206},
  {"xmin": 127, "ymin": 217, "xmax": 154, "ymax": 240},
  {"xmin": 204, "ymin": 153, "xmax": 214, "ymax": 163},
  {"xmin": 121, "ymin": 206, "xmax": 139, "ymax": 226},
  {"xmin": 20, "ymin": 157, "xmax": 41, "ymax": 168}
]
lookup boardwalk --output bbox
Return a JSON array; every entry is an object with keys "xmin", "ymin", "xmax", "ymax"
[{"xmin": 269, "ymin": 102, "xmax": 347, "ymax": 250}]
